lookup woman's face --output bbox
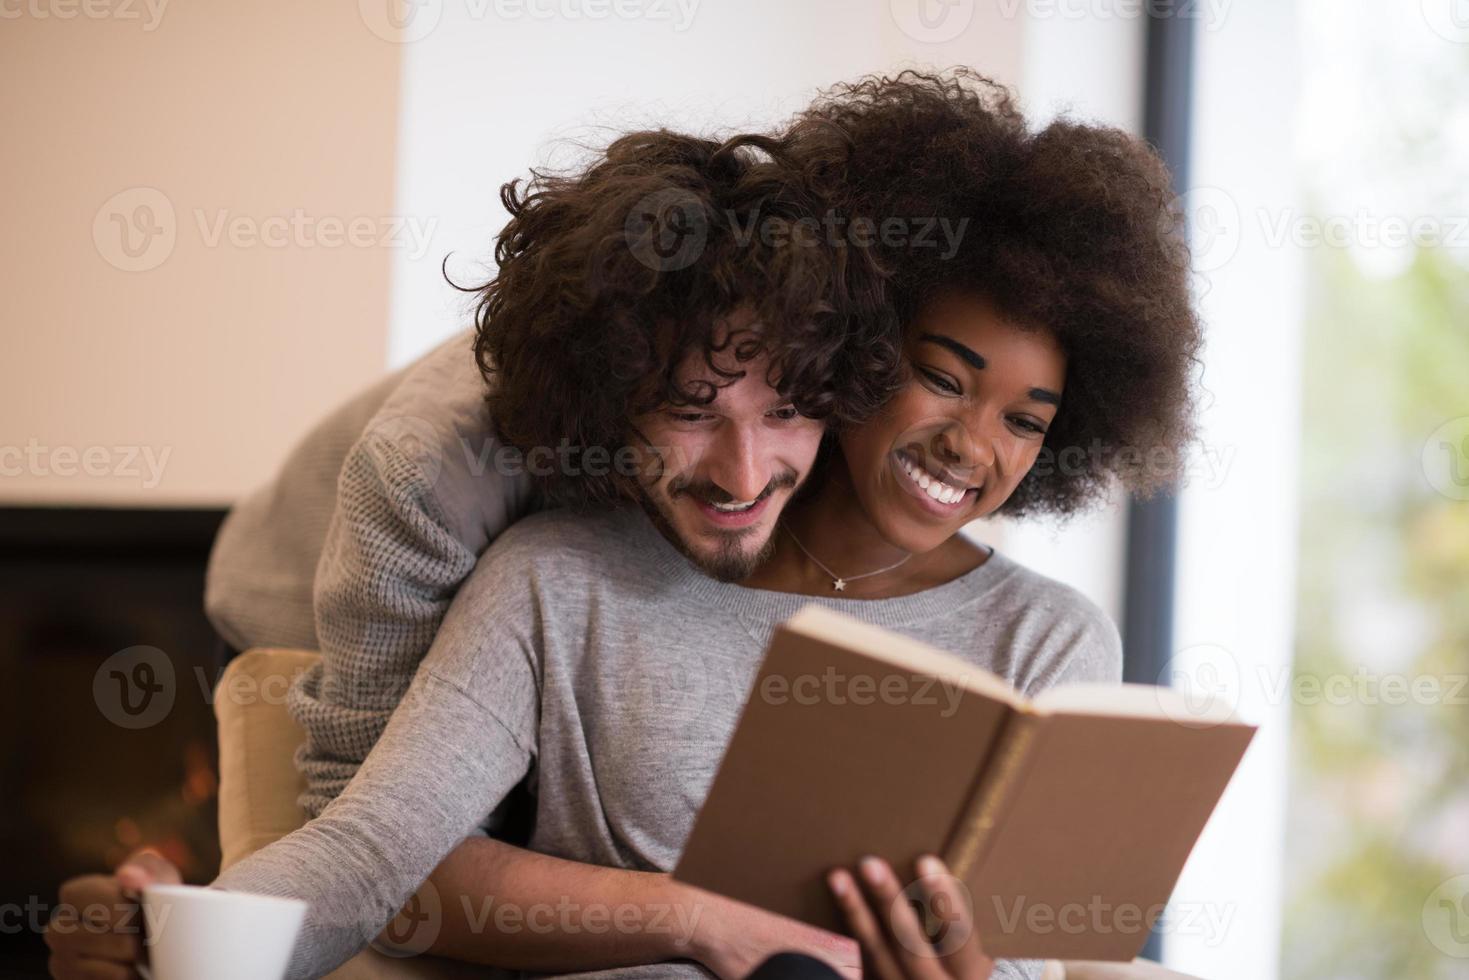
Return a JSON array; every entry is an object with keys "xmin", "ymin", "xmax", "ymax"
[{"xmin": 838, "ymin": 290, "xmax": 1067, "ymax": 554}]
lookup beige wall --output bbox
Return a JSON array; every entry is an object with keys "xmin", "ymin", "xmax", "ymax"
[{"xmin": 0, "ymin": 0, "xmax": 401, "ymax": 505}]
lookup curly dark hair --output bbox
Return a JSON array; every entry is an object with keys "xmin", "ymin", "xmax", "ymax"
[
  {"xmin": 787, "ymin": 68, "xmax": 1205, "ymax": 518},
  {"xmin": 464, "ymin": 128, "xmax": 900, "ymax": 506}
]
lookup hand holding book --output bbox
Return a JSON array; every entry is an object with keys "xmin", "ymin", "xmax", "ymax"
[
  {"xmin": 827, "ymin": 854, "xmax": 996, "ymax": 980},
  {"xmin": 676, "ymin": 606, "xmax": 1257, "ymax": 964}
]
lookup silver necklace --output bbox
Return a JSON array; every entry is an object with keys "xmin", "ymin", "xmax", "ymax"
[{"xmin": 781, "ymin": 522, "xmax": 913, "ymax": 592}]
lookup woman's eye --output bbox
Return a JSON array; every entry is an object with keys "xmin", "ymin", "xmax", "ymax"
[
  {"xmin": 1011, "ymin": 417, "xmax": 1048, "ymax": 436},
  {"xmin": 918, "ymin": 367, "xmax": 960, "ymax": 395}
]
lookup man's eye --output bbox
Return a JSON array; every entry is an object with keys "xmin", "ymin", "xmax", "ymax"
[
  {"xmin": 668, "ymin": 411, "xmax": 712, "ymax": 423},
  {"xmin": 918, "ymin": 367, "xmax": 960, "ymax": 395},
  {"xmin": 769, "ymin": 406, "xmax": 801, "ymax": 421}
]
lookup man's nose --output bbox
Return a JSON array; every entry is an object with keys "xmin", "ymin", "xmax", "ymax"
[{"xmin": 706, "ymin": 424, "xmax": 773, "ymax": 502}]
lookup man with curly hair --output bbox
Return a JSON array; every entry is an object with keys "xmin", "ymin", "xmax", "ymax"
[
  {"xmin": 49, "ymin": 71, "xmax": 1203, "ymax": 980},
  {"xmin": 48, "ymin": 124, "xmax": 900, "ymax": 978}
]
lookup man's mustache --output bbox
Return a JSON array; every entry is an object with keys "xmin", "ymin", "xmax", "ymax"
[{"xmin": 673, "ymin": 470, "xmax": 799, "ymax": 505}]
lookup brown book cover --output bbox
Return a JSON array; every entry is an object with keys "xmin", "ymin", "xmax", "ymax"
[{"xmin": 673, "ymin": 605, "xmax": 1257, "ymax": 962}]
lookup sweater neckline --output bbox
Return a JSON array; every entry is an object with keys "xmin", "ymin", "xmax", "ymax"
[{"xmin": 622, "ymin": 506, "xmax": 1016, "ymax": 629}]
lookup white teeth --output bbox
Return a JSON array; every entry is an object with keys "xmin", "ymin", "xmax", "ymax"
[
  {"xmin": 901, "ymin": 455, "xmax": 967, "ymax": 506},
  {"xmin": 711, "ymin": 499, "xmax": 757, "ymax": 512}
]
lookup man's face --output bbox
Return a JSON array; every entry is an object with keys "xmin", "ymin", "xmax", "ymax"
[{"xmin": 628, "ymin": 341, "xmax": 824, "ymax": 582}]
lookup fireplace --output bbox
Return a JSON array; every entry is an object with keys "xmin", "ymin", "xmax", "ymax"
[{"xmin": 0, "ymin": 507, "xmax": 227, "ymax": 974}]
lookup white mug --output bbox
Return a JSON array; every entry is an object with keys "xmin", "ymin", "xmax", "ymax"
[{"xmin": 140, "ymin": 883, "xmax": 307, "ymax": 980}]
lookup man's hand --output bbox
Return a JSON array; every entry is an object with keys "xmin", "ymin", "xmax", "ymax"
[
  {"xmin": 45, "ymin": 849, "xmax": 183, "ymax": 979},
  {"xmin": 827, "ymin": 855, "xmax": 994, "ymax": 980},
  {"xmin": 677, "ymin": 880, "xmax": 861, "ymax": 980}
]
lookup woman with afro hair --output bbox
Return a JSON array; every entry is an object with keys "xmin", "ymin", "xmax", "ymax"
[{"xmin": 730, "ymin": 68, "xmax": 1206, "ymax": 977}]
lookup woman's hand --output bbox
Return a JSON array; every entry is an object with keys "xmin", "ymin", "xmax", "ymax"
[{"xmin": 827, "ymin": 854, "xmax": 994, "ymax": 980}]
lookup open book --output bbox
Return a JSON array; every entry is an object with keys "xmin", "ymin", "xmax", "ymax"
[{"xmin": 673, "ymin": 605, "xmax": 1257, "ymax": 962}]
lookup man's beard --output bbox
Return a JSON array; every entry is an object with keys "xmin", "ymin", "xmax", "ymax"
[
  {"xmin": 692, "ymin": 524, "xmax": 778, "ymax": 582},
  {"xmin": 638, "ymin": 472, "xmax": 794, "ymax": 582}
]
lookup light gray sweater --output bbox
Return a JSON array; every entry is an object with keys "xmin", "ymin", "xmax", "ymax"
[
  {"xmin": 205, "ymin": 330, "xmax": 543, "ymax": 817},
  {"xmin": 213, "ymin": 506, "xmax": 1124, "ymax": 980}
]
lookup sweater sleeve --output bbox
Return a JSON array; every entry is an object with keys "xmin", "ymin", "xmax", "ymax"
[
  {"xmin": 286, "ymin": 412, "xmax": 529, "ymax": 818},
  {"xmin": 213, "ymin": 561, "xmax": 543, "ymax": 980}
]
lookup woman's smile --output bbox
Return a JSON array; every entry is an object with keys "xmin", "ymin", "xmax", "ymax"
[{"xmin": 890, "ymin": 448, "xmax": 980, "ymax": 517}]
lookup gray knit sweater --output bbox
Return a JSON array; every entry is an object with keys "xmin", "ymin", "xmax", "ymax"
[
  {"xmin": 205, "ymin": 330, "xmax": 541, "ymax": 816},
  {"xmin": 213, "ymin": 506, "xmax": 1124, "ymax": 980}
]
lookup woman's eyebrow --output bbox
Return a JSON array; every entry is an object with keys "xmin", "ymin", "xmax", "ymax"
[
  {"xmin": 920, "ymin": 332, "xmax": 1062, "ymax": 406},
  {"xmin": 918, "ymin": 333, "xmax": 986, "ymax": 370}
]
